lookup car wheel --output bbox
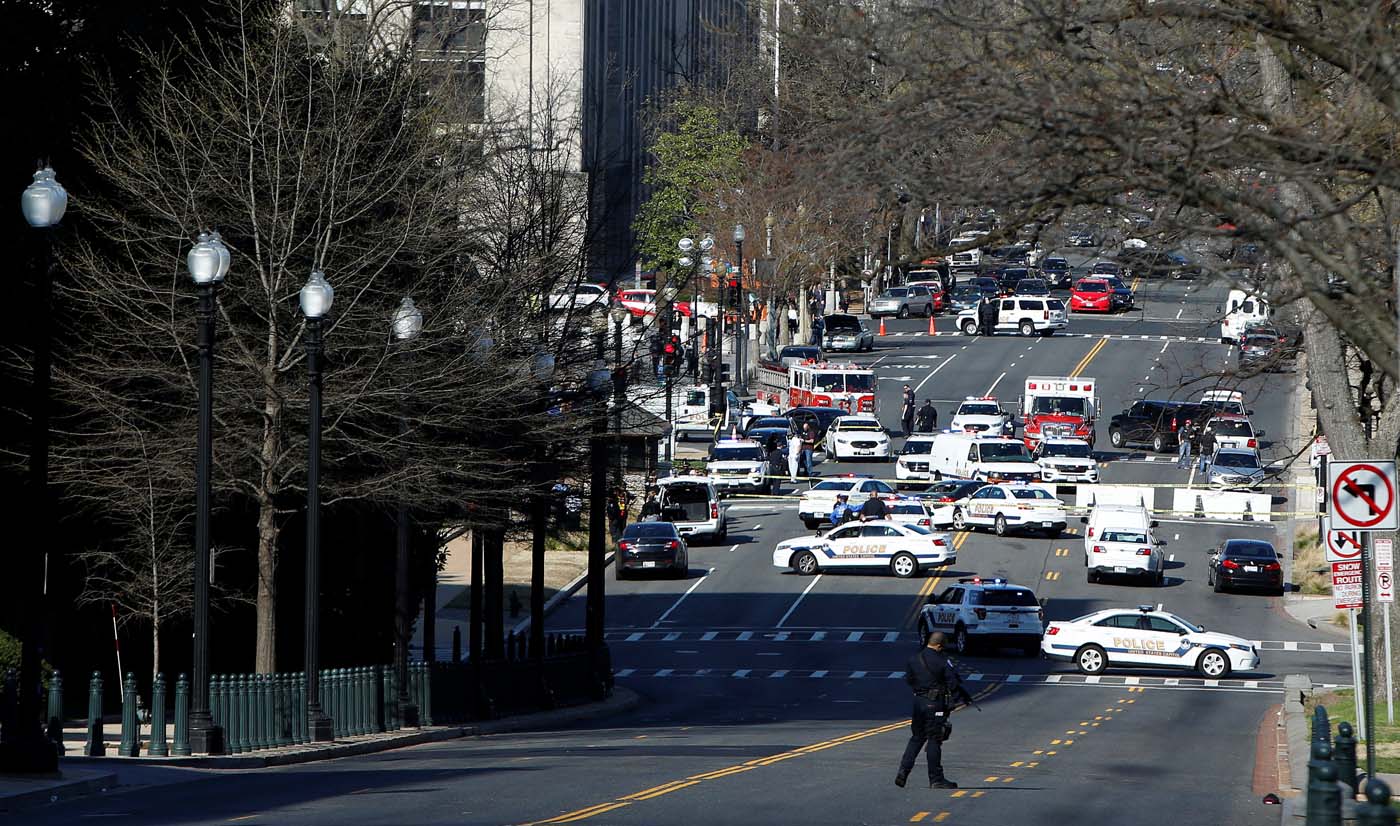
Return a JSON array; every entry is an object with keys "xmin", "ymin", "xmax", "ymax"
[
  {"xmin": 952, "ymin": 508, "xmax": 968, "ymax": 531},
  {"xmin": 994, "ymin": 514, "xmax": 1008, "ymax": 537},
  {"xmin": 1109, "ymin": 428, "xmax": 1124, "ymax": 448},
  {"xmin": 954, "ymin": 624, "xmax": 971, "ymax": 654},
  {"xmin": 961, "ymin": 319, "xmax": 977, "ymax": 335},
  {"xmin": 794, "ymin": 550, "xmax": 819, "ymax": 576},
  {"xmin": 898, "ymin": 306, "xmax": 910, "ymax": 319},
  {"xmin": 1020, "ymin": 320, "xmax": 1035, "ymax": 336},
  {"xmin": 615, "ymin": 566, "xmax": 629, "ymax": 581},
  {"xmin": 890, "ymin": 552, "xmax": 918, "ymax": 579},
  {"xmin": 1152, "ymin": 433, "xmax": 1168, "ymax": 453},
  {"xmin": 1197, "ymin": 649, "xmax": 1231, "ymax": 679},
  {"xmin": 1212, "ymin": 575, "xmax": 1224, "ymax": 594},
  {"xmin": 1075, "ymin": 644, "xmax": 1108, "ymax": 675},
  {"xmin": 1087, "ymin": 568, "xmax": 1098, "ymax": 584}
]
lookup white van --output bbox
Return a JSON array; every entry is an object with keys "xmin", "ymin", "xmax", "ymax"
[
  {"xmin": 926, "ymin": 433, "xmax": 1042, "ymax": 483},
  {"xmin": 1220, "ymin": 289, "xmax": 1271, "ymax": 344},
  {"xmin": 1083, "ymin": 505, "xmax": 1164, "ymax": 586},
  {"xmin": 656, "ymin": 477, "xmax": 727, "ymax": 544}
]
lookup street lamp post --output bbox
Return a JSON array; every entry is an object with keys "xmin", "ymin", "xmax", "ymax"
[
  {"xmin": 610, "ymin": 305, "xmax": 627, "ymax": 488},
  {"xmin": 300, "ymin": 269, "xmax": 335, "ymax": 743},
  {"xmin": 187, "ymin": 230, "xmax": 231, "ymax": 755},
  {"xmin": 5, "ymin": 168, "xmax": 67, "ymax": 773},
  {"xmin": 390, "ymin": 296, "xmax": 423, "ymax": 728},
  {"xmin": 733, "ymin": 224, "xmax": 747, "ymax": 396},
  {"xmin": 528, "ymin": 352, "xmax": 556, "ymax": 667}
]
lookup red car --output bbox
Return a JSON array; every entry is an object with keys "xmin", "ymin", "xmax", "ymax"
[{"xmin": 1070, "ymin": 278, "xmax": 1113, "ymax": 313}]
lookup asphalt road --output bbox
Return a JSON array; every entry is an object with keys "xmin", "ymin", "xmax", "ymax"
[{"xmin": 26, "ymin": 275, "xmax": 1341, "ymax": 826}]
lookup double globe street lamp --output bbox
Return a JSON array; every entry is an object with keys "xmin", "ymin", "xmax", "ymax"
[
  {"xmin": 186, "ymin": 230, "xmax": 231, "ymax": 755},
  {"xmin": 300, "ymin": 269, "xmax": 336, "ymax": 742},
  {"xmin": 390, "ymin": 296, "xmax": 423, "ymax": 728}
]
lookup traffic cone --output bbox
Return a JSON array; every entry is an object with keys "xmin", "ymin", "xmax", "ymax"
[
  {"xmin": 878, "ymin": 317, "xmax": 887, "ymax": 336},
  {"xmin": 927, "ymin": 314, "xmax": 937, "ymax": 336}
]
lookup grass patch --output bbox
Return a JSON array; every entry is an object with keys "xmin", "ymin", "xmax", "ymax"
[
  {"xmin": 1293, "ymin": 527, "xmax": 1331, "ymax": 595},
  {"xmin": 1310, "ymin": 689, "xmax": 1400, "ymax": 774}
]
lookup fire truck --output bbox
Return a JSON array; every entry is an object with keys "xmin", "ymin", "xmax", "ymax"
[
  {"xmin": 755, "ymin": 359, "xmax": 878, "ymax": 414},
  {"xmin": 1020, "ymin": 376, "xmax": 1098, "ymax": 447}
]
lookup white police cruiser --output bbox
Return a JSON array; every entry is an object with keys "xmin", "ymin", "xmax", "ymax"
[
  {"xmin": 773, "ymin": 519, "xmax": 954, "ymax": 578},
  {"xmin": 826, "ymin": 414, "xmax": 892, "ymax": 461},
  {"xmin": 950, "ymin": 397, "xmax": 1014, "ymax": 435},
  {"xmin": 918, "ymin": 577, "xmax": 1044, "ymax": 655},
  {"xmin": 1041, "ymin": 605, "xmax": 1260, "ymax": 678},
  {"xmin": 950, "ymin": 483, "xmax": 1067, "ymax": 537},
  {"xmin": 797, "ymin": 475, "xmax": 897, "ymax": 529},
  {"xmin": 707, "ymin": 437, "xmax": 772, "ymax": 495}
]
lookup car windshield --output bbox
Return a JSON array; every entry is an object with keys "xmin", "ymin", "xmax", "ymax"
[
  {"xmin": 982, "ymin": 443, "xmax": 1033, "ymax": 461},
  {"xmin": 1101, "ymin": 530, "xmax": 1147, "ymax": 543},
  {"xmin": 846, "ymin": 374, "xmax": 874, "ymax": 391},
  {"xmin": 748, "ymin": 417, "xmax": 790, "ymax": 431},
  {"xmin": 811, "ymin": 481, "xmax": 855, "ymax": 492},
  {"xmin": 903, "ymin": 523, "xmax": 931, "ymax": 535},
  {"xmin": 1244, "ymin": 336, "xmax": 1278, "ymax": 348},
  {"xmin": 1031, "ymin": 397, "xmax": 1087, "ymax": 416},
  {"xmin": 960, "ymin": 403, "xmax": 1001, "ymax": 416},
  {"xmin": 1209, "ymin": 419, "xmax": 1253, "ymax": 436},
  {"xmin": 1169, "ymin": 614, "xmax": 1201, "ymax": 632},
  {"xmin": 1076, "ymin": 282, "xmax": 1108, "ymax": 292},
  {"xmin": 780, "ymin": 347, "xmax": 819, "ymax": 360},
  {"xmin": 883, "ymin": 288, "xmax": 908, "ymax": 298},
  {"xmin": 1044, "ymin": 259, "xmax": 1068, "ymax": 270},
  {"xmin": 901, "ymin": 440, "xmax": 937, "ymax": 455},
  {"xmin": 712, "ymin": 446, "xmax": 764, "ymax": 461},
  {"xmin": 825, "ymin": 316, "xmax": 860, "ymax": 332},
  {"xmin": 970, "ymin": 589, "xmax": 1038, "ymax": 606},
  {"xmin": 840, "ymin": 420, "xmax": 882, "ymax": 432},
  {"xmin": 1226, "ymin": 542, "xmax": 1277, "ymax": 560},
  {"xmin": 954, "ymin": 288, "xmax": 980, "ymax": 300},
  {"xmin": 815, "ymin": 373, "xmax": 847, "ymax": 391},
  {"xmin": 1010, "ymin": 488, "xmax": 1055, "ymax": 500},
  {"xmin": 623, "ymin": 523, "xmax": 677, "ymax": 539},
  {"xmin": 1043, "ymin": 442, "xmax": 1091, "ymax": 458},
  {"xmin": 1046, "ymin": 299, "xmax": 1066, "ymax": 311},
  {"xmin": 685, "ymin": 391, "xmax": 706, "ymax": 406},
  {"xmin": 1214, "ymin": 452, "xmax": 1261, "ymax": 469}
]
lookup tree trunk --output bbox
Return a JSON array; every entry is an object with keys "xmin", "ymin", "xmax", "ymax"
[{"xmin": 254, "ymin": 391, "xmax": 283, "ymax": 674}]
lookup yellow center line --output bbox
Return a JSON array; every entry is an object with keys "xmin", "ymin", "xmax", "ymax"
[{"xmin": 1069, "ymin": 336, "xmax": 1109, "ymax": 377}]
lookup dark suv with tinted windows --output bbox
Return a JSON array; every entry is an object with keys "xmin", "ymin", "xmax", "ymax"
[{"xmin": 1108, "ymin": 400, "xmax": 1211, "ymax": 453}]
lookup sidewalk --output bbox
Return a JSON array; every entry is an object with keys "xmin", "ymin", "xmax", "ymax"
[
  {"xmin": 3, "ymin": 686, "xmax": 639, "ymax": 813},
  {"xmin": 1281, "ymin": 594, "xmax": 1348, "ymax": 637}
]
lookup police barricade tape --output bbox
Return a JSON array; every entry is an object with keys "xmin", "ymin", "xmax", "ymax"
[{"xmin": 673, "ymin": 469, "xmax": 1315, "ymax": 489}]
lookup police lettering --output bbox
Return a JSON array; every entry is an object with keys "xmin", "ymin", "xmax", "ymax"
[{"xmin": 1112, "ymin": 636, "xmax": 1165, "ymax": 651}]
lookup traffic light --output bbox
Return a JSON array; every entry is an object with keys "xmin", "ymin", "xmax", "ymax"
[
  {"xmin": 663, "ymin": 334, "xmax": 680, "ymax": 376},
  {"xmin": 727, "ymin": 277, "xmax": 740, "ymax": 308}
]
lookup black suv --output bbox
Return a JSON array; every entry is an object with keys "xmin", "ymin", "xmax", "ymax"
[{"xmin": 1108, "ymin": 400, "xmax": 1211, "ymax": 453}]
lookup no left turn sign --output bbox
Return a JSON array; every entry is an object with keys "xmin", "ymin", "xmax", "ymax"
[{"xmin": 1329, "ymin": 460, "xmax": 1398, "ymax": 531}]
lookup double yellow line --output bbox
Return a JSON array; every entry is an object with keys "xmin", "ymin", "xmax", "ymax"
[
  {"xmin": 902, "ymin": 531, "xmax": 972, "ymax": 629},
  {"xmin": 1069, "ymin": 337, "xmax": 1109, "ymax": 377}
]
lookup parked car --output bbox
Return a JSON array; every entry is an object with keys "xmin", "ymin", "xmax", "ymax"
[
  {"xmin": 547, "ymin": 281, "xmax": 610, "ymax": 312},
  {"xmin": 777, "ymin": 345, "xmax": 821, "ymax": 367},
  {"xmin": 868, "ymin": 285, "xmax": 935, "ymax": 318},
  {"xmin": 1041, "ymin": 256, "xmax": 1073, "ymax": 289},
  {"xmin": 996, "ymin": 267, "xmax": 1032, "ymax": 294},
  {"xmin": 1042, "ymin": 606, "xmax": 1260, "ymax": 678},
  {"xmin": 1102, "ymin": 275, "xmax": 1134, "ymax": 310},
  {"xmin": 785, "ymin": 406, "xmax": 850, "ymax": 441},
  {"xmin": 1066, "ymin": 227, "xmax": 1098, "ymax": 247},
  {"xmin": 616, "ymin": 521, "xmax": 689, "ymax": 580},
  {"xmin": 972, "ymin": 276, "xmax": 1001, "ymax": 299},
  {"xmin": 1014, "ymin": 278, "xmax": 1050, "ymax": 296},
  {"xmin": 655, "ymin": 477, "xmax": 727, "ymax": 544},
  {"xmin": 1207, "ymin": 539, "xmax": 1284, "ymax": 595},
  {"xmin": 826, "ymin": 414, "xmax": 893, "ymax": 461},
  {"xmin": 1239, "ymin": 332, "xmax": 1295, "ymax": 372},
  {"xmin": 1070, "ymin": 277, "xmax": 1113, "ymax": 313},
  {"xmin": 1202, "ymin": 415, "xmax": 1261, "ymax": 451},
  {"xmin": 1108, "ymin": 399, "xmax": 1211, "ymax": 452},
  {"xmin": 822, "ymin": 314, "xmax": 875, "ymax": 352}
]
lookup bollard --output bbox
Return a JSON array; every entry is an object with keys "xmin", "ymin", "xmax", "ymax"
[
  {"xmin": 1307, "ymin": 741, "xmax": 1342, "ymax": 826},
  {"xmin": 1356, "ymin": 778, "xmax": 1398, "ymax": 826},
  {"xmin": 1335, "ymin": 721, "xmax": 1359, "ymax": 796},
  {"xmin": 419, "ymin": 662, "xmax": 434, "ymax": 727},
  {"xmin": 295, "ymin": 672, "xmax": 308, "ymax": 745},
  {"xmin": 1194, "ymin": 495, "xmax": 1205, "ymax": 519},
  {"xmin": 276, "ymin": 674, "xmax": 291, "ymax": 747},
  {"xmin": 354, "ymin": 668, "xmax": 367, "ymax": 737},
  {"xmin": 372, "ymin": 665, "xmax": 385, "ymax": 733},
  {"xmin": 148, "ymin": 673, "xmax": 169, "ymax": 757},
  {"xmin": 236, "ymin": 674, "xmax": 251, "ymax": 754},
  {"xmin": 383, "ymin": 666, "xmax": 398, "ymax": 731},
  {"xmin": 172, "ymin": 674, "xmax": 191, "ymax": 756},
  {"xmin": 119, "ymin": 672, "xmax": 140, "ymax": 757},
  {"xmin": 46, "ymin": 670, "xmax": 64, "ymax": 753},
  {"xmin": 85, "ymin": 671, "xmax": 105, "ymax": 757},
  {"xmin": 250, "ymin": 675, "xmax": 264, "ymax": 751},
  {"xmin": 1313, "ymin": 705, "xmax": 1332, "ymax": 747}
]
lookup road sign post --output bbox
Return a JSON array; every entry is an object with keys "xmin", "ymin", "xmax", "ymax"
[{"xmin": 1378, "ymin": 536, "xmax": 1395, "ymax": 725}]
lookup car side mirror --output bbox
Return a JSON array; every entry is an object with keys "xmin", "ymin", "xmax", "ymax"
[
  {"xmin": 1176, "ymin": 628, "xmax": 1189, "ymax": 635},
  {"xmin": 1079, "ymin": 516, "xmax": 1089, "ymax": 524},
  {"xmin": 1248, "ymin": 409, "xmax": 1255, "ymax": 415},
  {"xmin": 1155, "ymin": 540, "xmax": 1166, "ymax": 546},
  {"xmin": 1256, "ymin": 430, "xmax": 1266, "ymax": 438},
  {"xmin": 1150, "ymin": 520, "xmax": 1159, "ymax": 528}
]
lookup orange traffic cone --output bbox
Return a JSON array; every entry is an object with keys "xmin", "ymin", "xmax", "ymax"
[
  {"xmin": 927, "ymin": 314, "xmax": 937, "ymax": 335},
  {"xmin": 878, "ymin": 317, "xmax": 887, "ymax": 336}
]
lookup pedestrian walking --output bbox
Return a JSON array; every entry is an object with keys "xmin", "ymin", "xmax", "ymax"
[
  {"xmin": 895, "ymin": 632, "xmax": 974, "ymax": 789},
  {"xmin": 859, "ymin": 490, "xmax": 888, "ymax": 521},
  {"xmin": 1176, "ymin": 419, "xmax": 1196, "ymax": 469},
  {"xmin": 1198, "ymin": 426, "xmax": 1215, "ymax": 473},
  {"xmin": 787, "ymin": 431, "xmax": 803, "ymax": 483},
  {"xmin": 901, "ymin": 386, "xmax": 916, "ymax": 436},
  {"xmin": 916, "ymin": 400, "xmax": 938, "ymax": 432}
]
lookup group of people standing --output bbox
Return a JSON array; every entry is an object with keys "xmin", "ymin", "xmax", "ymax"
[
  {"xmin": 900, "ymin": 384, "xmax": 939, "ymax": 436},
  {"xmin": 1174, "ymin": 419, "xmax": 1218, "ymax": 471}
]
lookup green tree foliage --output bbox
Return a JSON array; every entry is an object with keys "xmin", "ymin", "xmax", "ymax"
[{"xmin": 633, "ymin": 99, "xmax": 748, "ymax": 271}]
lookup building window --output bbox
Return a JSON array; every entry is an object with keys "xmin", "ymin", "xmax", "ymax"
[
  {"xmin": 413, "ymin": 1, "xmax": 486, "ymax": 56},
  {"xmin": 420, "ymin": 58, "xmax": 486, "ymax": 124}
]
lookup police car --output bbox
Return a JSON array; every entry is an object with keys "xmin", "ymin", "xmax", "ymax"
[
  {"xmin": 918, "ymin": 577, "xmax": 1044, "ymax": 655},
  {"xmin": 797, "ymin": 475, "xmax": 897, "ymax": 529},
  {"xmin": 706, "ymin": 438, "xmax": 772, "ymax": 495},
  {"xmin": 1041, "ymin": 605, "xmax": 1260, "ymax": 678},
  {"xmin": 1032, "ymin": 438, "xmax": 1100, "ymax": 483},
  {"xmin": 895, "ymin": 434, "xmax": 939, "ymax": 481},
  {"xmin": 950, "ymin": 483, "xmax": 1067, "ymax": 537},
  {"xmin": 773, "ymin": 520, "xmax": 954, "ymax": 578},
  {"xmin": 901, "ymin": 480, "xmax": 989, "ymax": 527},
  {"xmin": 826, "ymin": 414, "xmax": 893, "ymax": 461},
  {"xmin": 950, "ymin": 397, "xmax": 1014, "ymax": 436}
]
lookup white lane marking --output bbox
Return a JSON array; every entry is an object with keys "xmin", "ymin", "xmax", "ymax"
[
  {"xmin": 756, "ymin": 652, "xmax": 781, "ymax": 656},
  {"xmin": 737, "ymin": 631, "xmax": 753, "ymax": 641},
  {"xmin": 663, "ymin": 632, "xmax": 680, "ymax": 641},
  {"xmin": 811, "ymin": 631, "xmax": 827, "ymax": 641},
  {"xmin": 769, "ymin": 670, "xmax": 788, "ymax": 678},
  {"xmin": 1085, "ymin": 676, "xmax": 1101, "ymax": 684},
  {"xmin": 1176, "ymin": 307, "xmax": 1184, "ymax": 319},
  {"xmin": 1156, "ymin": 603, "xmax": 1164, "ymax": 611},
  {"xmin": 626, "ymin": 632, "xmax": 644, "ymax": 642},
  {"xmin": 1125, "ymin": 677, "xmax": 1140, "ymax": 685},
  {"xmin": 887, "ymin": 671, "xmax": 904, "ymax": 679},
  {"xmin": 677, "ymin": 650, "xmax": 698, "ymax": 654},
  {"xmin": 1174, "ymin": 533, "xmax": 1179, "ymax": 540},
  {"xmin": 1169, "ymin": 554, "xmax": 1175, "ymax": 562},
  {"xmin": 733, "ymin": 669, "xmax": 750, "ymax": 678},
  {"xmin": 851, "ymin": 671, "xmax": 867, "ymax": 678},
  {"xmin": 656, "ymin": 669, "xmax": 673, "ymax": 677},
  {"xmin": 651, "ymin": 568, "xmax": 715, "ymax": 628},
  {"xmin": 728, "ymin": 544, "xmax": 740, "ymax": 553},
  {"xmin": 616, "ymin": 668, "xmax": 635, "ymax": 677},
  {"xmin": 914, "ymin": 353, "xmax": 960, "ymax": 394},
  {"xmin": 810, "ymin": 670, "xmax": 829, "ymax": 678},
  {"xmin": 1160, "ymin": 341, "xmax": 1170, "ymax": 354},
  {"xmin": 776, "ymin": 574, "xmax": 824, "ymax": 628},
  {"xmin": 1008, "ymin": 674, "xmax": 1023, "ymax": 682},
  {"xmin": 774, "ymin": 632, "xmax": 790, "ymax": 641},
  {"xmin": 700, "ymin": 631, "xmax": 717, "ymax": 641},
  {"xmin": 846, "ymin": 631, "xmax": 864, "ymax": 642},
  {"xmin": 1285, "ymin": 641, "xmax": 1298, "ymax": 651},
  {"xmin": 1046, "ymin": 675, "xmax": 1062, "ymax": 683},
  {"xmin": 883, "ymin": 631, "xmax": 900, "ymax": 642},
  {"xmin": 868, "ymin": 355, "xmax": 889, "ymax": 367},
  {"xmin": 752, "ymin": 524, "xmax": 762, "ymax": 531},
  {"xmin": 985, "ymin": 371, "xmax": 1008, "ymax": 396}
]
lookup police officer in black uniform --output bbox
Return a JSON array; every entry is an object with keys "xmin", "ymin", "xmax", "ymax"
[
  {"xmin": 896, "ymin": 631, "xmax": 974, "ymax": 789},
  {"xmin": 977, "ymin": 296, "xmax": 998, "ymax": 336}
]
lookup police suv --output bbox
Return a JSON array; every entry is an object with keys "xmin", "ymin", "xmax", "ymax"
[
  {"xmin": 919, "ymin": 577, "xmax": 1044, "ymax": 655},
  {"xmin": 1041, "ymin": 605, "xmax": 1260, "ymax": 678},
  {"xmin": 706, "ymin": 438, "xmax": 773, "ymax": 495},
  {"xmin": 950, "ymin": 483, "xmax": 1067, "ymax": 537},
  {"xmin": 773, "ymin": 520, "xmax": 954, "ymax": 578}
]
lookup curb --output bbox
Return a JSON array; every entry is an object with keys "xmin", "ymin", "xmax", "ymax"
[
  {"xmin": 0, "ymin": 769, "xmax": 118, "ymax": 814},
  {"xmin": 512, "ymin": 552, "xmax": 616, "ymax": 638},
  {"xmin": 54, "ymin": 686, "xmax": 640, "ymax": 772}
]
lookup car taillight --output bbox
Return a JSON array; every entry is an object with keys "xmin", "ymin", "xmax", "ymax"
[
  {"xmin": 1221, "ymin": 559, "xmax": 1241, "ymax": 570},
  {"xmin": 668, "ymin": 540, "xmax": 680, "ymax": 549},
  {"xmin": 1136, "ymin": 548, "xmax": 1152, "ymax": 556},
  {"xmin": 1264, "ymin": 562, "xmax": 1281, "ymax": 571},
  {"xmin": 1038, "ymin": 609, "xmax": 1045, "ymax": 624},
  {"xmin": 1092, "ymin": 545, "xmax": 1107, "ymax": 553},
  {"xmin": 1087, "ymin": 527, "xmax": 1095, "ymax": 537},
  {"xmin": 1046, "ymin": 625, "xmax": 1060, "ymax": 635},
  {"xmin": 974, "ymin": 608, "xmax": 987, "ymax": 620},
  {"xmin": 710, "ymin": 503, "xmax": 719, "ymax": 519},
  {"xmin": 1247, "ymin": 438, "xmax": 1257, "ymax": 448},
  {"xmin": 938, "ymin": 496, "xmax": 954, "ymax": 503},
  {"xmin": 619, "ymin": 541, "xmax": 633, "ymax": 551},
  {"xmin": 919, "ymin": 518, "xmax": 931, "ymax": 526},
  {"xmin": 1043, "ymin": 310, "xmax": 1049, "ymax": 320}
]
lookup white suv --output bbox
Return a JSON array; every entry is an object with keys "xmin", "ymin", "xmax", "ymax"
[
  {"xmin": 958, "ymin": 297, "xmax": 1068, "ymax": 337},
  {"xmin": 919, "ymin": 577, "xmax": 1044, "ymax": 655}
]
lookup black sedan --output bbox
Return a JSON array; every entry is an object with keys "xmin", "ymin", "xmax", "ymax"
[
  {"xmin": 949, "ymin": 286, "xmax": 984, "ymax": 312},
  {"xmin": 784, "ymin": 406, "xmax": 848, "ymax": 440},
  {"xmin": 1207, "ymin": 539, "xmax": 1284, "ymax": 594},
  {"xmin": 743, "ymin": 415, "xmax": 792, "ymax": 438},
  {"xmin": 1041, "ymin": 257, "xmax": 1072, "ymax": 289},
  {"xmin": 1014, "ymin": 278, "xmax": 1050, "ymax": 296},
  {"xmin": 617, "ymin": 522, "xmax": 689, "ymax": 580},
  {"xmin": 897, "ymin": 479, "xmax": 988, "ymax": 501},
  {"xmin": 1102, "ymin": 275, "xmax": 1134, "ymax": 309},
  {"xmin": 972, "ymin": 276, "xmax": 1001, "ymax": 298}
]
